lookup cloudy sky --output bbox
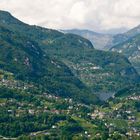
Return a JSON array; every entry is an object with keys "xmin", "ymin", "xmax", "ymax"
[{"xmin": 0, "ymin": 0, "xmax": 140, "ymax": 33}]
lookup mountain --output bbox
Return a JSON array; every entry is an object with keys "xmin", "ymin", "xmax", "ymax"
[
  {"xmin": 62, "ymin": 25, "xmax": 140, "ymax": 51},
  {"xmin": 61, "ymin": 29, "xmax": 113, "ymax": 50},
  {"xmin": 111, "ymin": 24, "xmax": 140, "ymax": 47},
  {"xmin": 124, "ymin": 25, "xmax": 140, "ymax": 37},
  {"xmin": 110, "ymin": 25, "xmax": 140, "ymax": 74},
  {"xmin": 111, "ymin": 34, "xmax": 140, "ymax": 74},
  {"xmin": 42, "ymin": 41, "xmax": 139, "ymax": 92},
  {"xmin": 0, "ymin": 11, "xmax": 100, "ymax": 104},
  {"xmin": 0, "ymin": 10, "xmax": 139, "ymax": 96}
]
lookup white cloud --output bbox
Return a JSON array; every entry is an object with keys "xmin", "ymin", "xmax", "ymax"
[{"xmin": 0, "ymin": 0, "xmax": 140, "ymax": 32}]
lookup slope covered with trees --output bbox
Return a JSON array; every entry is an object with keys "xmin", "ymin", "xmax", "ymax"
[
  {"xmin": 0, "ymin": 11, "xmax": 99, "ymax": 104},
  {"xmin": 0, "ymin": 10, "xmax": 139, "ymax": 94},
  {"xmin": 111, "ymin": 34, "xmax": 140, "ymax": 74}
]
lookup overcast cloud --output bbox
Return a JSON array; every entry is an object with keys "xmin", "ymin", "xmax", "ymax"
[{"xmin": 0, "ymin": 0, "xmax": 140, "ymax": 33}]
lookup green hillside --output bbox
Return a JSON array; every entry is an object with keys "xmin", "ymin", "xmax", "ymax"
[
  {"xmin": 115, "ymin": 84, "xmax": 140, "ymax": 98},
  {"xmin": 0, "ymin": 10, "xmax": 139, "ymax": 94},
  {"xmin": 0, "ymin": 14, "xmax": 99, "ymax": 104},
  {"xmin": 111, "ymin": 34, "xmax": 140, "ymax": 73},
  {"xmin": 40, "ymin": 33, "xmax": 139, "ymax": 92}
]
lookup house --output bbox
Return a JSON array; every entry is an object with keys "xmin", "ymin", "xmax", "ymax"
[
  {"xmin": 52, "ymin": 125, "xmax": 57, "ymax": 129},
  {"xmin": 28, "ymin": 109, "xmax": 35, "ymax": 115},
  {"xmin": 91, "ymin": 110, "xmax": 105, "ymax": 119}
]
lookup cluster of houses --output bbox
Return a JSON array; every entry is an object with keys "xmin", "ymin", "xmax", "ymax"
[
  {"xmin": 0, "ymin": 77, "xmax": 32, "ymax": 90},
  {"xmin": 127, "ymin": 95, "xmax": 140, "ymax": 100},
  {"xmin": 91, "ymin": 110, "xmax": 105, "ymax": 119},
  {"xmin": 1, "ymin": 75, "xmax": 140, "ymax": 139}
]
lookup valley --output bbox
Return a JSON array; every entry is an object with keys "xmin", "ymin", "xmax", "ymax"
[{"xmin": 0, "ymin": 10, "xmax": 140, "ymax": 140}]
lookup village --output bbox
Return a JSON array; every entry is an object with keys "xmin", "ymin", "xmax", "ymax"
[
  {"xmin": 0, "ymin": 69, "xmax": 140, "ymax": 139},
  {"xmin": 1, "ymin": 83, "xmax": 140, "ymax": 140}
]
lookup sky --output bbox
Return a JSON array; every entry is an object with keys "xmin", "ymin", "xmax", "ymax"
[{"xmin": 0, "ymin": 0, "xmax": 140, "ymax": 33}]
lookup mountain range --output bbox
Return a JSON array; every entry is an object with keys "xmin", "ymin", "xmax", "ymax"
[
  {"xmin": 62, "ymin": 25, "xmax": 140, "ymax": 51},
  {"xmin": 62, "ymin": 25, "xmax": 140, "ymax": 76},
  {"xmin": 61, "ymin": 29, "xmax": 113, "ymax": 50},
  {"xmin": 0, "ymin": 10, "xmax": 99, "ymax": 104},
  {"xmin": 1, "ymin": 9, "xmax": 140, "ymax": 140},
  {"xmin": 0, "ymin": 10, "xmax": 140, "ymax": 103}
]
